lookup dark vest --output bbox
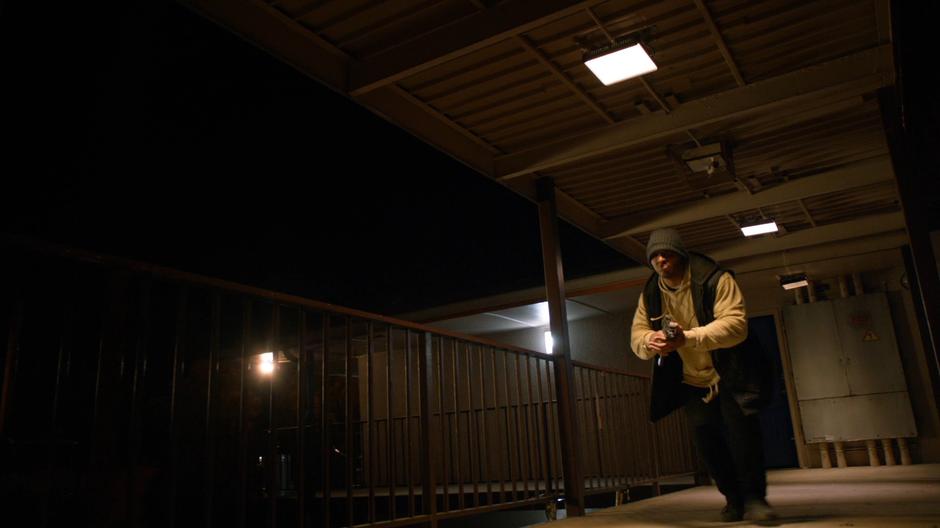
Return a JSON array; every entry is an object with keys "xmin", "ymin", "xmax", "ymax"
[{"xmin": 644, "ymin": 252, "xmax": 773, "ymax": 422}]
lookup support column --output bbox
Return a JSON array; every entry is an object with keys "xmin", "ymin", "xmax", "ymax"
[
  {"xmin": 879, "ymin": 84, "xmax": 940, "ymax": 420},
  {"xmin": 535, "ymin": 177, "xmax": 584, "ymax": 517}
]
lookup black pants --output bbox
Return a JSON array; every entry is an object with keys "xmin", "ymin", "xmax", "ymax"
[{"xmin": 683, "ymin": 385, "xmax": 766, "ymax": 504}]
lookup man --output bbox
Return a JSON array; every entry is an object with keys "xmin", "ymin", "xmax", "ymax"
[{"xmin": 630, "ymin": 228, "xmax": 776, "ymax": 522}]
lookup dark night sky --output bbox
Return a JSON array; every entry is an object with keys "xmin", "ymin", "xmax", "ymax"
[{"xmin": 1, "ymin": 1, "xmax": 634, "ymax": 315}]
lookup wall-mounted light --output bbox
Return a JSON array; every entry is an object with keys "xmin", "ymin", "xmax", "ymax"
[
  {"xmin": 741, "ymin": 220, "xmax": 779, "ymax": 237},
  {"xmin": 544, "ymin": 331, "xmax": 554, "ymax": 354},
  {"xmin": 779, "ymin": 273, "xmax": 809, "ymax": 290},
  {"xmin": 258, "ymin": 352, "xmax": 275, "ymax": 375},
  {"xmin": 584, "ymin": 39, "xmax": 657, "ymax": 86}
]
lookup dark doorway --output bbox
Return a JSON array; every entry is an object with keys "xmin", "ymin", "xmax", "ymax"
[{"xmin": 750, "ymin": 315, "xmax": 800, "ymax": 468}]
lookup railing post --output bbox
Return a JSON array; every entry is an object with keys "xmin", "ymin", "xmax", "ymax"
[
  {"xmin": 420, "ymin": 333, "xmax": 437, "ymax": 527},
  {"xmin": 536, "ymin": 177, "xmax": 585, "ymax": 517}
]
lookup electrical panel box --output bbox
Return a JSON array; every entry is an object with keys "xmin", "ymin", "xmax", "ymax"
[{"xmin": 783, "ymin": 293, "xmax": 917, "ymax": 443}]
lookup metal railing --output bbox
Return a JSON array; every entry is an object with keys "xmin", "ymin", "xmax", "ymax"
[
  {"xmin": 573, "ymin": 362, "xmax": 697, "ymax": 497},
  {"xmin": 0, "ymin": 239, "xmax": 696, "ymax": 527}
]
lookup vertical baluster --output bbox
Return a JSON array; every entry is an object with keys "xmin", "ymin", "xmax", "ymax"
[
  {"xmin": 523, "ymin": 355, "xmax": 541, "ymax": 497},
  {"xmin": 168, "ymin": 286, "xmax": 188, "ymax": 528},
  {"xmin": 601, "ymin": 373, "xmax": 618, "ymax": 489},
  {"xmin": 648, "ymin": 382, "xmax": 661, "ymax": 494},
  {"xmin": 476, "ymin": 345, "xmax": 492, "ymax": 505},
  {"xmin": 534, "ymin": 357, "xmax": 553, "ymax": 498},
  {"xmin": 500, "ymin": 351, "xmax": 517, "ymax": 502},
  {"xmin": 367, "ymin": 322, "xmax": 376, "ymax": 523},
  {"xmin": 405, "ymin": 330, "xmax": 415, "ymax": 517},
  {"xmin": 269, "ymin": 304, "xmax": 280, "ymax": 527},
  {"xmin": 297, "ymin": 309, "xmax": 307, "ymax": 528},
  {"xmin": 44, "ymin": 281, "xmax": 77, "ymax": 527},
  {"xmin": 604, "ymin": 372, "xmax": 617, "ymax": 489},
  {"xmin": 450, "ymin": 339, "xmax": 463, "ymax": 510},
  {"xmin": 490, "ymin": 348, "xmax": 506, "ymax": 504},
  {"xmin": 574, "ymin": 368, "xmax": 590, "ymax": 489},
  {"xmin": 386, "ymin": 326, "xmax": 396, "ymax": 520},
  {"xmin": 513, "ymin": 354, "xmax": 530, "ymax": 498},
  {"xmin": 345, "ymin": 317, "xmax": 354, "ymax": 527},
  {"xmin": 418, "ymin": 333, "xmax": 436, "ymax": 521},
  {"xmin": 464, "ymin": 342, "xmax": 479, "ymax": 507},
  {"xmin": 0, "ymin": 298, "xmax": 23, "ymax": 438},
  {"xmin": 625, "ymin": 377, "xmax": 638, "ymax": 485},
  {"xmin": 89, "ymin": 280, "xmax": 114, "ymax": 501},
  {"xmin": 129, "ymin": 279, "xmax": 148, "ymax": 523},
  {"xmin": 437, "ymin": 338, "xmax": 450, "ymax": 512},
  {"xmin": 633, "ymin": 378, "xmax": 649, "ymax": 482},
  {"xmin": 238, "ymin": 300, "xmax": 251, "ymax": 528},
  {"xmin": 205, "ymin": 292, "xmax": 220, "ymax": 528},
  {"xmin": 590, "ymin": 370, "xmax": 606, "ymax": 489},
  {"xmin": 545, "ymin": 361, "xmax": 562, "ymax": 493},
  {"xmin": 321, "ymin": 315, "xmax": 332, "ymax": 527},
  {"xmin": 605, "ymin": 374, "xmax": 625, "ymax": 489}
]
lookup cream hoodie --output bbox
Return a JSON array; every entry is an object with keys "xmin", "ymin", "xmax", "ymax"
[{"xmin": 630, "ymin": 265, "xmax": 748, "ymax": 389}]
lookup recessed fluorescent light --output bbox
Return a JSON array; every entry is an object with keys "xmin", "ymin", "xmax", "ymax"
[
  {"xmin": 780, "ymin": 273, "xmax": 809, "ymax": 290},
  {"xmin": 782, "ymin": 279, "xmax": 809, "ymax": 290},
  {"xmin": 584, "ymin": 41, "xmax": 657, "ymax": 86},
  {"xmin": 741, "ymin": 221, "xmax": 778, "ymax": 237}
]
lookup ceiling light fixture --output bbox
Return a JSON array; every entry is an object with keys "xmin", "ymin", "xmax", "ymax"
[
  {"xmin": 779, "ymin": 273, "xmax": 809, "ymax": 290},
  {"xmin": 740, "ymin": 220, "xmax": 779, "ymax": 237},
  {"xmin": 584, "ymin": 39, "xmax": 657, "ymax": 86},
  {"xmin": 681, "ymin": 143, "xmax": 727, "ymax": 176}
]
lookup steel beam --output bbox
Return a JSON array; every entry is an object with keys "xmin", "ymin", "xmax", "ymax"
[
  {"xmin": 494, "ymin": 45, "xmax": 894, "ymax": 179},
  {"xmin": 348, "ymin": 0, "xmax": 606, "ymax": 96},
  {"xmin": 601, "ymin": 157, "xmax": 893, "ymax": 239},
  {"xmin": 708, "ymin": 211, "xmax": 905, "ymax": 263}
]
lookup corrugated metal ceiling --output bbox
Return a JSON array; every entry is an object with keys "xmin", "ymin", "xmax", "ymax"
[{"xmin": 183, "ymin": 0, "xmax": 900, "ymax": 265}]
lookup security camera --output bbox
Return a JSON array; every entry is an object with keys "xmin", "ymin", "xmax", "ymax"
[{"xmin": 705, "ymin": 156, "xmax": 721, "ymax": 176}]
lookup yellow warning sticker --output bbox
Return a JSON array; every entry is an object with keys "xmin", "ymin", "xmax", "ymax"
[{"xmin": 863, "ymin": 330, "xmax": 879, "ymax": 342}]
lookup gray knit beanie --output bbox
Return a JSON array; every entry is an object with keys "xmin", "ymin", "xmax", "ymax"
[{"xmin": 645, "ymin": 228, "xmax": 688, "ymax": 265}]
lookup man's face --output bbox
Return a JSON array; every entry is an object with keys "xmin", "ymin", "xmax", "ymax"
[{"xmin": 650, "ymin": 250, "xmax": 684, "ymax": 280}]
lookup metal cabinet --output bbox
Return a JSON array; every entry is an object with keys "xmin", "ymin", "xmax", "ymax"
[{"xmin": 783, "ymin": 293, "xmax": 917, "ymax": 442}]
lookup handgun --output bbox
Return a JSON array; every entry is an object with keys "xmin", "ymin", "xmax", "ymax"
[
  {"xmin": 661, "ymin": 314, "xmax": 678, "ymax": 340},
  {"xmin": 654, "ymin": 314, "xmax": 678, "ymax": 366}
]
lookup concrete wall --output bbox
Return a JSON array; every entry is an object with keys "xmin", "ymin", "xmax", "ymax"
[{"xmin": 480, "ymin": 310, "xmax": 647, "ymax": 375}]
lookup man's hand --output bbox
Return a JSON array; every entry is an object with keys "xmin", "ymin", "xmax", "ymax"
[{"xmin": 646, "ymin": 323, "xmax": 686, "ymax": 356}]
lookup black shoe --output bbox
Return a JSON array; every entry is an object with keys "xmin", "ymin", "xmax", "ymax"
[
  {"xmin": 720, "ymin": 500, "xmax": 743, "ymax": 522},
  {"xmin": 743, "ymin": 498, "xmax": 778, "ymax": 523}
]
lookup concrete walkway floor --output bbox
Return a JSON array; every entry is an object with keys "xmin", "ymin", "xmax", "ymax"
[{"xmin": 558, "ymin": 464, "xmax": 940, "ymax": 527}]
